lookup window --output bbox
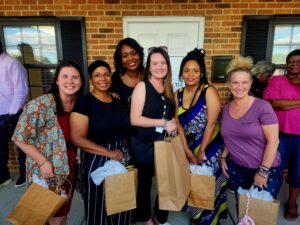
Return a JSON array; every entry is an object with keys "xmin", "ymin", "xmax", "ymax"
[
  {"xmin": 0, "ymin": 17, "xmax": 88, "ymax": 99},
  {"xmin": 241, "ymin": 15, "xmax": 300, "ymax": 74},
  {"xmin": 272, "ymin": 24, "xmax": 300, "ymax": 64}
]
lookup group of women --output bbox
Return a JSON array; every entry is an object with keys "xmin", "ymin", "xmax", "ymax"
[{"xmin": 11, "ymin": 37, "xmax": 298, "ymax": 225}]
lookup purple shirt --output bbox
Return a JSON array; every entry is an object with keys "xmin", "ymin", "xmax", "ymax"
[
  {"xmin": 263, "ymin": 75, "xmax": 300, "ymax": 135},
  {"xmin": 0, "ymin": 53, "xmax": 28, "ymax": 115},
  {"xmin": 221, "ymin": 98, "xmax": 280, "ymax": 168}
]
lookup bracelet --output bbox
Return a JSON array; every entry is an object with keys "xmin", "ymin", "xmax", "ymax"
[
  {"xmin": 258, "ymin": 167, "xmax": 271, "ymax": 177},
  {"xmin": 39, "ymin": 159, "xmax": 48, "ymax": 167},
  {"xmin": 260, "ymin": 164, "xmax": 270, "ymax": 170},
  {"xmin": 258, "ymin": 170, "xmax": 269, "ymax": 178},
  {"xmin": 163, "ymin": 119, "xmax": 168, "ymax": 129}
]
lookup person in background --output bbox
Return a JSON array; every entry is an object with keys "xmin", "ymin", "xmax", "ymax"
[
  {"xmin": 130, "ymin": 47, "xmax": 177, "ymax": 225},
  {"xmin": 110, "ymin": 37, "xmax": 145, "ymax": 110},
  {"xmin": 220, "ymin": 56, "xmax": 281, "ymax": 200},
  {"xmin": 0, "ymin": 40, "xmax": 28, "ymax": 188},
  {"xmin": 70, "ymin": 60, "xmax": 132, "ymax": 225},
  {"xmin": 175, "ymin": 48, "xmax": 227, "ymax": 225},
  {"xmin": 263, "ymin": 49, "xmax": 300, "ymax": 221},
  {"xmin": 13, "ymin": 61, "xmax": 84, "ymax": 225},
  {"xmin": 250, "ymin": 60, "xmax": 276, "ymax": 98}
]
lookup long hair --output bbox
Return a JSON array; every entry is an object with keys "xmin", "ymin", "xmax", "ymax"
[
  {"xmin": 179, "ymin": 48, "xmax": 208, "ymax": 85},
  {"xmin": 47, "ymin": 61, "xmax": 85, "ymax": 115},
  {"xmin": 113, "ymin": 37, "xmax": 144, "ymax": 76},
  {"xmin": 145, "ymin": 47, "xmax": 174, "ymax": 102}
]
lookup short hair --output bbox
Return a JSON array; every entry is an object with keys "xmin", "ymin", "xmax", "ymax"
[
  {"xmin": 226, "ymin": 56, "xmax": 253, "ymax": 82},
  {"xmin": 251, "ymin": 61, "xmax": 275, "ymax": 78},
  {"xmin": 286, "ymin": 49, "xmax": 300, "ymax": 63}
]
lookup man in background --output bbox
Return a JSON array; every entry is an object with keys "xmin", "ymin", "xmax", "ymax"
[{"xmin": 0, "ymin": 40, "xmax": 28, "ymax": 188}]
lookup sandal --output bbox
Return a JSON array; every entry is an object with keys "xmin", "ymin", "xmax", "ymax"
[{"xmin": 284, "ymin": 204, "xmax": 298, "ymax": 221}]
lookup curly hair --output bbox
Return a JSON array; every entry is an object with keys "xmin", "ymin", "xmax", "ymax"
[
  {"xmin": 226, "ymin": 56, "xmax": 253, "ymax": 82},
  {"xmin": 251, "ymin": 61, "xmax": 275, "ymax": 78},
  {"xmin": 179, "ymin": 48, "xmax": 208, "ymax": 84},
  {"xmin": 113, "ymin": 37, "xmax": 144, "ymax": 76}
]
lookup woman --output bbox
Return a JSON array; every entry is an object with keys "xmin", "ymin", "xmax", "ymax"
[
  {"xmin": 110, "ymin": 37, "xmax": 145, "ymax": 109},
  {"xmin": 130, "ymin": 47, "xmax": 177, "ymax": 225},
  {"xmin": 175, "ymin": 48, "xmax": 227, "ymax": 225},
  {"xmin": 70, "ymin": 60, "xmax": 131, "ymax": 225},
  {"xmin": 12, "ymin": 61, "xmax": 84, "ymax": 225},
  {"xmin": 220, "ymin": 56, "xmax": 281, "ymax": 199},
  {"xmin": 250, "ymin": 60, "xmax": 275, "ymax": 98},
  {"xmin": 263, "ymin": 49, "xmax": 300, "ymax": 220}
]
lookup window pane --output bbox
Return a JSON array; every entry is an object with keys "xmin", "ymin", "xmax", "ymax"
[
  {"xmin": 292, "ymin": 25, "xmax": 300, "ymax": 44},
  {"xmin": 272, "ymin": 46, "xmax": 290, "ymax": 64},
  {"xmin": 3, "ymin": 25, "xmax": 58, "ymax": 64},
  {"xmin": 273, "ymin": 26, "xmax": 292, "ymax": 44}
]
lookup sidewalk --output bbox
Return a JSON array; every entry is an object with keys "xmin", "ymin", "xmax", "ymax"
[{"xmin": 0, "ymin": 175, "xmax": 299, "ymax": 225}]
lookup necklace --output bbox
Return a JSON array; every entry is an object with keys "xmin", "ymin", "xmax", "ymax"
[
  {"xmin": 229, "ymin": 96, "xmax": 253, "ymax": 118},
  {"xmin": 123, "ymin": 71, "xmax": 142, "ymax": 87}
]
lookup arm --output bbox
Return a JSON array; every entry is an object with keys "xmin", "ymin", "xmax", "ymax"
[
  {"xmin": 220, "ymin": 147, "xmax": 229, "ymax": 178},
  {"xmin": 9, "ymin": 60, "xmax": 29, "ymax": 114},
  {"xmin": 70, "ymin": 112, "xmax": 123, "ymax": 161},
  {"xmin": 130, "ymin": 82, "xmax": 176, "ymax": 132},
  {"xmin": 14, "ymin": 141, "xmax": 54, "ymax": 178},
  {"xmin": 269, "ymin": 99, "xmax": 300, "ymax": 110},
  {"xmin": 254, "ymin": 123, "xmax": 279, "ymax": 188},
  {"xmin": 174, "ymin": 91, "xmax": 199, "ymax": 164},
  {"xmin": 196, "ymin": 86, "xmax": 221, "ymax": 161}
]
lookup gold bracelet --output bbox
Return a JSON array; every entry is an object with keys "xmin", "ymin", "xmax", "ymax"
[{"xmin": 39, "ymin": 159, "xmax": 48, "ymax": 167}]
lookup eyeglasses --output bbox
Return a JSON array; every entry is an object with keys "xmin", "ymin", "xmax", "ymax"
[
  {"xmin": 287, "ymin": 60, "xmax": 300, "ymax": 65},
  {"xmin": 92, "ymin": 72, "xmax": 111, "ymax": 79},
  {"xmin": 148, "ymin": 46, "xmax": 168, "ymax": 54}
]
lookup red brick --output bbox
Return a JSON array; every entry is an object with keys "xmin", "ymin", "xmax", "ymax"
[
  {"xmin": 38, "ymin": 0, "xmax": 53, "ymax": 4},
  {"xmin": 21, "ymin": 0, "xmax": 37, "ymax": 4},
  {"xmin": 5, "ymin": 0, "xmax": 21, "ymax": 4}
]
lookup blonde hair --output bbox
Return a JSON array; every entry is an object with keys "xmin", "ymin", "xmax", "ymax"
[{"xmin": 226, "ymin": 56, "xmax": 253, "ymax": 82}]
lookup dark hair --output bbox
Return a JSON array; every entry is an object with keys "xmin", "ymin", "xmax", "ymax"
[
  {"xmin": 47, "ymin": 61, "xmax": 85, "ymax": 115},
  {"xmin": 88, "ymin": 60, "xmax": 111, "ymax": 78},
  {"xmin": 113, "ymin": 37, "xmax": 144, "ymax": 76},
  {"xmin": 145, "ymin": 47, "xmax": 174, "ymax": 102},
  {"xmin": 179, "ymin": 48, "xmax": 208, "ymax": 85},
  {"xmin": 286, "ymin": 49, "xmax": 300, "ymax": 63}
]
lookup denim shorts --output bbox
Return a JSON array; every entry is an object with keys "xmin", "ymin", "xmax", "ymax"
[{"xmin": 279, "ymin": 132, "xmax": 300, "ymax": 188}]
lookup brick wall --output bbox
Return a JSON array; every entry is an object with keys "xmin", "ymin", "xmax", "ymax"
[{"xmin": 1, "ymin": 0, "xmax": 299, "ymax": 174}]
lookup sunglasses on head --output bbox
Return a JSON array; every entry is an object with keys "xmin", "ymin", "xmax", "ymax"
[{"xmin": 148, "ymin": 46, "xmax": 168, "ymax": 54}]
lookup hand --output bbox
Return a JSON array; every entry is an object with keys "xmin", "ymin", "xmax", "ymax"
[
  {"xmin": 109, "ymin": 149, "xmax": 123, "ymax": 162},
  {"xmin": 220, "ymin": 158, "xmax": 229, "ymax": 178},
  {"xmin": 254, "ymin": 172, "xmax": 268, "ymax": 189},
  {"xmin": 185, "ymin": 149, "xmax": 199, "ymax": 164},
  {"xmin": 165, "ymin": 119, "xmax": 177, "ymax": 134},
  {"xmin": 110, "ymin": 92, "xmax": 121, "ymax": 99},
  {"xmin": 196, "ymin": 150, "xmax": 207, "ymax": 162},
  {"xmin": 40, "ymin": 161, "xmax": 55, "ymax": 179}
]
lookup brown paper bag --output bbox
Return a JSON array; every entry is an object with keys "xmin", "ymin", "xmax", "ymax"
[
  {"xmin": 7, "ymin": 182, "xmax": 67, "ymax": 225},
  {"xmin": 105, "ymin": 168, "xmax": 138, "ymax": 216},
  {"xmin": 188, "ymin": 174, "xmax": 216, "ymax": 210},
  {"xmin": 238, "ymin": 193, "xmax": 280, "ymax": 225},
  {"xmin": 154, "ymin": 135, "xmax": 190, "ymax": 211}
]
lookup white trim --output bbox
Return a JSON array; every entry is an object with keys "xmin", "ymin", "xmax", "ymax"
[{"xmin": 123, "ymin": 16, "xmax": 205, "ymax": 48}]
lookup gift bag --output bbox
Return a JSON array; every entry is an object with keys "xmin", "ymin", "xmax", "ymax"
[
  {"xmin": 188, "ymin": 174, "xmax": 216, "ymax": 210},
  {"xmin": 7, "ymin": 182, "xmax": 67, "ymax": 225},
  {"xmin": 154, "ymin": 135, "xmax": 190, "ymax": 211},
  {"xmin": 238, "ymin": 193, "xmax": 279, "ymax": 225},
  {"xmin": 105, "ymin": 167, "xmax": 138, "ymax": 216}
]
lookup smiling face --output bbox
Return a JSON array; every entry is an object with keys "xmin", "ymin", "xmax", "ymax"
[
  {"xmin": 56, "ymin": 66, "xmax": 82, "ymax": 97},
  {"xmin": 229, "ymin": 71, "xmax": 252, "ymax": 99},
  {"xmin": 90, "ymin": 66, "xmax": 112, "ymax": 92},
  {"xmin": 287, "ymin": 55, "xmax": 300, "ymax": 76},
  {"xmin": 121, "ymin": 44, "xmax": 142, "ymax": 72},
  {"xmin": 149, "ymin": 52, "xmax": 168, "ymax": 79},
  {"xmin": 182, "ymin": 60, "xmax": 201, "ymax": 87}
]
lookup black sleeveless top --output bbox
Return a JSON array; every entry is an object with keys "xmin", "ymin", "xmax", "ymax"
[{"xmin": 132, "ymin": 80, "xmax": 175, "ymax": 142}]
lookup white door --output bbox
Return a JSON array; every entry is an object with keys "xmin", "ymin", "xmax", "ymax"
[{"xmin": 123, "ymin": 16, "xmax": 205, "ymax": 90}]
